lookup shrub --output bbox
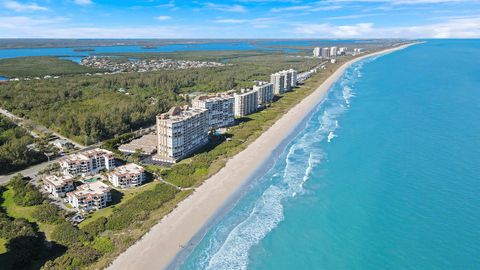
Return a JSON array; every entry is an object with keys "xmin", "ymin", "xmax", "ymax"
[
  {"xmin": 9, "ymin": 174, "xmax": 43, "ymax": 206},
  {"xmin": 81, "ymin": 217, "xmax": 107, "ymax": 237},
  {"xmin": 92, "ymin": 236, "xmax": 114, "ymax": 254},
  {"xmin": 41, "ymin": 245, "xmax": 100, "ymax": 270},
  {"xmin": 106, "ymin": 184, "xmax": 177, "ymax": 231},
  {"xmin": 51, "ymin": 222, "xmax": 86, "ymax": 247}
]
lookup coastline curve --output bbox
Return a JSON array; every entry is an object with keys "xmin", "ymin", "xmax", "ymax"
[{"xmin": 107, "ymin": 42, "xmax": 417, "ymax": 270}]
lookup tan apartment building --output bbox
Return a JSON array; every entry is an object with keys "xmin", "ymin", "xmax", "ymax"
[
  {"xmin": 59, "ymin": 148, "xmax": 115, "ymax": 176},
  {"xmin": 67, "ymin": 181, "xmax": 112, "ymax": 212},
  {"xmin": 253, "ymin": 82, "xmax": 274, "ymax": 105},
  {"xmin": 154, "ymin": 106, "xmax": 209, "ymax": 163},
  {"xmin": 270, "ymin": 72, "xmax": 285, "ymax": 94},
  {"xmin": 191, "ymin": 93, "xmax": 235, "ymax": 130},
  {"xmin": 43, "ymin": 174, "xmax": 75, "ymax": 198},
  {"xmin": 108, "ymin": 163, "xmax": 145, "ymax": 188},
  {"xmin": 234, "ymin": 89, "xmax": 259, "ymax": 117}
]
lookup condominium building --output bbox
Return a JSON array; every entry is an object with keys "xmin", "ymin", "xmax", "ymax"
[
  {"xmin": 192, "ymin": 93, "xmax": 235, "ymax": 130},
  {"xmin": 234, "ymin": 89, "xmax": 259, "ymax": 117},
  {"xmin": 313, "ymin": 47, "xmax": 321, "ymax": 57},
  {"xmin": 286, "ymin": 69, "xmax": 298, "ymax": 88},
  {"xmin": 270, "ymin": 72, "xmax": 285, "ymax": 94},
  {"xmin": 253, "ymin": 82, "xmax": 274, "ymax": 105},
  {"xmin": 283, "ymin": 71, "xmax": 293, "ymax": 92},
  {"xmin": 330, "ymin": 46, "xmax": 338, "ymax": 57},
  {"xmin": 108, "ymin": 163, "xmax": 145, "ymax": 188},
  {"xmin": 338, "ymin": 47, "xmax": 348, "ymax": 55},
  {"xmin": 59, "ymin": 148, "xmax": 115, "ymax": 176},
  {"xmin": 154, "ymin": 106, "xmax": 209, "ymax": 163},
  {"xmin": 67, "ymin": 181, "xmax": 112, "ymax": 212},
  {"xmin": 43, "ymin": 174, "xmax": 75, "ymax": 198}
]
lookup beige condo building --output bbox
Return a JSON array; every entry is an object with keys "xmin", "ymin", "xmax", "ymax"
[
  {"xmin": 253, "ymin": 82, "xmax": 274, "ymax": 105},
  {"xmin": 234, "ymin": 89, "xmax": 259, "ymax": 117},
  {"xmin": 191, "ymin": 93, "xmax": 235, "ymax": 130},
  {"xmin": 154, "ymin": 106, "xmax": 209, "ymax": 163}
]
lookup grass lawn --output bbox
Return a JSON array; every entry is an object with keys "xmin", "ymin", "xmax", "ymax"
[{"xmin": 0, "ymin": 237, "xmax": 7, "ymax": 254}]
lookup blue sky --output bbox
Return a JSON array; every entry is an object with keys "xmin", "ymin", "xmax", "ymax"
[{"xmin": 1, "ymin": 0, "xmax": 480, "ymax": 38}]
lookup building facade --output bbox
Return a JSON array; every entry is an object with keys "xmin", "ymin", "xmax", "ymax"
[
  {"xmin": 43, "ymin": 174, "xmax": 75, "ymax": 198},
  {"xmin": 330, "ymin": 46, "xmax": 338, "ymax": 57},
  {"xmin": 234, "ymin": 89, "xmax": 259, "ymax": 117},
  {"xmin": 67, "ymin": 181, "xmax": 112, "ymax": 212},
  {"xmin": 320, "ymin": 47, "xmax": 330, "ymax": 58},
  {"xmin": 253, "ymin": 82, "xmax": 274, "ymax": 105},
  {"xmin": 192, "ymin": 93, "xmax": 235, "ymax": 130},
  {"xmin": 270, "ymin": 72, "xmax": 285, "ymax": 94},
  {"xmin": 108, "ymin": 163, "xmax": 145, "ymax": 188},
  {"xmin": 154, "ymin": 106, "xmax": 209, "ymax": 163},
  {"xmin": 313, "ymin": 47, "xmax": 321, "ymax": 57},
  {"xmin": 59, "ymin": 148, "xmax": 115, "ymax": 176}
]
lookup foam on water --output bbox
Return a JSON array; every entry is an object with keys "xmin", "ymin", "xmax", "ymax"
[{"xmin": 181, "ymin": 60, "xmax": 365, "ymax": 270}]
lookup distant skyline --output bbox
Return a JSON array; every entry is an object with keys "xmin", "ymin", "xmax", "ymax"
[{"xmin": 1, "ymin": 0, "xmax": 480, "ymax": 38}]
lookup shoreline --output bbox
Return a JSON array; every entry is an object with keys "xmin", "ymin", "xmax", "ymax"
[{"xmin": 107, "ymin": 43, "xmax": 416, "ymax": 270}]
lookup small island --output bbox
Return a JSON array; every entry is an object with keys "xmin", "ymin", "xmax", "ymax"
[
  {"xmin": 142, "ymin": 46, "xmax": 158, "ymax": 49},
  {"xmin": 73, "ymin": 48, "xmax": 95, "ymax": 52}
]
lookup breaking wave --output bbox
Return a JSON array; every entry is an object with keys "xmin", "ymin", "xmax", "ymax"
[{"xmin": 182, "ymin": 60, "xmax": 365, "ymax": 270}]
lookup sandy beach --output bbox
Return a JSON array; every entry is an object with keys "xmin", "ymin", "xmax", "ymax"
[{"xmin": 107, "ymin": 43, "xmax": 415, "ymax": 270}]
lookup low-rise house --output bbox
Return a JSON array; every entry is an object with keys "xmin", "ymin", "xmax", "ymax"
[
  {"xmin": 59, "ymin": 148, "xmax": 115, "ymax": 176},
  {"xmin": 108, "ymin": 163, "xmax": 145, "ymax": 188},
  {"xmin": 67, "ymin": 181, "xmax": 112, "ymax": 212},
  {"xmin": 43, "ymin": 174, "xmax": 75, "ymax": 198}
]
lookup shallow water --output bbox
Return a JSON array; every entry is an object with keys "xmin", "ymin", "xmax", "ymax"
[{"xmin": 180, "ymin": 40, "xmax": 480, "ymax": 270}]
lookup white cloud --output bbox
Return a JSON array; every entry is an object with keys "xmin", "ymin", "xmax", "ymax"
[
  {"xmin": 322, "ymin": 0, "xmax": 471, "ymax": 4},
  {"xmin": 214, "ymin": 19, "xmax": 247, "ymax": 23},
  {"xmin": 204, "ymin": 3, "xmax": 247, "ymax": 12},
  {"xmin": 294, "ymin": 17, "xmax": 480, "ymax": 38},
  {"xmin": 3, "ymin": 1, "xmax": 48, "ymax": 12},
  {"xmin": 155, "ymin": 15, "xmax": 172, "ymax": 20},
  {"xmin": 74, "ymin": 0, "xmax": 93, "ymax": 6},
  {"xmin": 271, "ymin": 3, "xmax": 343, "ymax": 12}
]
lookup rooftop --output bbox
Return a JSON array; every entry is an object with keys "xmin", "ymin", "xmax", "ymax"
[
  {"xmin": 61, "ymin": 148, "xmax": 114, "ymax": 164},
  {"xmin": 44, "ymin": 174, "xmax": 74, "ymax": 187},
  {"xmin": 69, "ymin": 181, "xmax": 111, "ymax": 198},
  {"xmin": 110, "ymin": 163, "xmax": 144, "ymax": 176},
  {"xmin": 157, "ymin": 106, "xmax": 207, "ymax": 122}
]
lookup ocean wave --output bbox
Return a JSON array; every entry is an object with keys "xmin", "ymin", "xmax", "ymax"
[{"xmin": 184, "ymin": 60, "xmax": 366, "ymax": 270}]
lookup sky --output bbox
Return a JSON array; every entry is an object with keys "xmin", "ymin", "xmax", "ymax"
[{"xmin": 1, "ymin": 0, "xmax": 480, "ymax": 38}]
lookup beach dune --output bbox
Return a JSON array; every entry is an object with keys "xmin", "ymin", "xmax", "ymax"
[{"xmin": 107, "ymin": 43, "xmax": 414, "ymax": 270}]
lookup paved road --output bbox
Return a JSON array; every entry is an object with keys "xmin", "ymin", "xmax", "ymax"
[
  {"xmin": 0, "ymin": 107, "xmax": 84, "ymax": 148},
  {"xmin": 0, "ymin": 159, "xmax": 56, "ymax": 185}
]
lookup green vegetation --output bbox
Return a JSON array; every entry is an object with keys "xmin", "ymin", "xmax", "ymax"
[
  {"xmin": 0, "ymin": 57, "xmax": 102, "ymax": 78},
  {"xmin": 0, "ymin": 237, "xmax": 6, "ymax": 254},
  {"xmin": 9, "ymin": 174, "xmax": 44, "ymax": 206},
  {"xmin": 0, "ymin": 53, "xmax": 321, "ymax": 144},
  {"xmin": 161, "ymin": 57, "xmax": 346, "ymax": 188},
  {"xmin": 0, "ymin": 171, "xmax": 187, "ymax": 269},
  {"xmin": 0, "ymin": 48, "xmax": 363, "ymax": 269},
  {"xmin": 32, "ymin": 203, "xmax": 63, "ymax": 224},
  {"xmin": 0, "ymin": 116, "xmax": 46, "ymax": 174},
  {"xmin": 110, "ymin": 49, "xmax": 273, "ymax": 61}
]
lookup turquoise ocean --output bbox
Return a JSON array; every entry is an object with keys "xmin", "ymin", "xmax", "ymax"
[{"xmin": 179, "ymin": 40, "xmax": 480, "ymax": 269}]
